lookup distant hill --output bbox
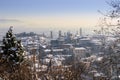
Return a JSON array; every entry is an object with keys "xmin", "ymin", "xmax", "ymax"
[{"xmin": 15, "ymin": 32, "xmax": 37, "ymax": 37}]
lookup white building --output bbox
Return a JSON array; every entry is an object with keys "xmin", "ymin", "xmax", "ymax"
[{"xmin": 74, "ymin": 47, "xmax": 87, "ymax": 61}]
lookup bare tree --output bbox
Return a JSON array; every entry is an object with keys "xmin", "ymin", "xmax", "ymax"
[{"xmin": 94, "ymin": 0, "xmax": 120, "ymax": 79}]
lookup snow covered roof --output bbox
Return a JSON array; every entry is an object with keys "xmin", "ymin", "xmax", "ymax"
[
  {"xmin": 107, "ymin": 37, "xmax": 116, "ymax": 42},
  {"xmin": 74, "ymin": 47, "xmax": 86, "ymax": 50},
  {"xmin": 89, "ymin": 70, "xmax": 97, "ymax": 73},
  {"xmin": 91, "ymin": 39, "xmax": 101, "ymax": 45},
  {"xmin": 62, "ymin": 44, "xmax": 73, "ymax": 46},
  {"xmin": 44, "ymin": 49, "xmax": 51, "ymax": 52},
  {"xmin": 80, "ymin": 38, "xmax": 91, "ymax": 41},
  {"xmin": 46, "ymin": 54, "xmax": 53, "ymax": 58},
  {"xmin": 44, "ymin": 49, "xmax": 63, "ymax": 52},
  {"xmin": 96, "ymin": 57, "xmax": 103, "ymax": 61},
  {"xmin": 94, "ymin": 72, "xmax": 104, "ymax": 77},
  {"xmin": 53, "ymin": 49, "xmax": 63, "ymax": 52},
  {"xmin": 40, "ymin": 45, "xmax": 46, "ymax": 48},
  {"xmin": 40, "ymin": 36, "xmax": 46, "ymax": 40}
]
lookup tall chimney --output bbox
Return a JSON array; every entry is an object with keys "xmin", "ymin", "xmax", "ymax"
[
  {"xmin": 50, "ymin": 31, "xmax": 53, "ymax": 39},
  {"xmin": 59, "ymin": 30, "xmax": 62, "ymax": 38},
  {"xmin": 80, "ymin": 28, "xmax": 82, "ymax": 36}
]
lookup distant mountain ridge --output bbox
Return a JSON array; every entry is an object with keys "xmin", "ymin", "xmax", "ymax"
[{"xmin": 15, "ymin": 32, "xmax": 37, "ymax": 37}]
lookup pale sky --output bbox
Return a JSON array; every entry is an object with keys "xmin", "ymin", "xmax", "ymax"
[{"xmin": 0, "ymin": 0, "xmax": 110, "ymax": 34}]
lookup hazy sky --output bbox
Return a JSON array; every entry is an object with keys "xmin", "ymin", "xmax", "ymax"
[{"xmin": 0, "ymin": 0, "xmax": 110, "ymax": 34}]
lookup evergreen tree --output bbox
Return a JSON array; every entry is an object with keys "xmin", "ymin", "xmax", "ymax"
[{"xmin": 1, "ymin": 26, "xmax": 24, "ymax": 65}]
